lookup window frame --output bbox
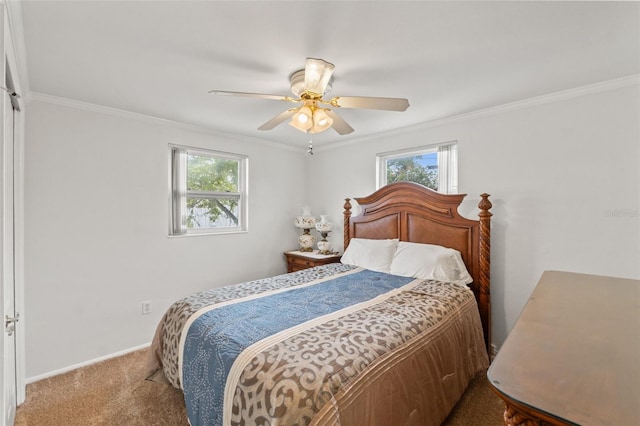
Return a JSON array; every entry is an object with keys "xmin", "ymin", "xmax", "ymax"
[
  {"xmin": 169, "ymin": 144, "xmax": 248, "ymax": 236},
  {"xmin": 376, "ymin": 141, "xmax": 458, "ymax": 193}
]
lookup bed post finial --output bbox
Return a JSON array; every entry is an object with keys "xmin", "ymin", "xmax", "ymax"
[
  {"xmin": 478, "ymin": 193, "xmax": 492, "ymax": 215},
  {"xmin": 343, "ymin": 198, "xmax": 352, "ymax": 251},
  {"xmin": 478, "ymin": 193, "xmax": 492, "ymax": 353}
]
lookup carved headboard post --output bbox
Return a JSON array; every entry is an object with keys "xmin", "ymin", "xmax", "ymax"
[
  {"xmin": 343, "ymin": 198, "xmax": 352, "ymax": 251},
  {"xmin": 477, "ymin": 193, "xmax": 493, "ymax": 353}
]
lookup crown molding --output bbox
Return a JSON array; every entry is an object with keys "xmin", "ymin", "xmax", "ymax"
[
  {"xmin": 28, "ymin": 73, "xmax": 639, "ymax": 156},
  {"xmin": 315, "ymin": 73, "xmax": 640, "ymax": 153},
  {"xmin": 29, "ymin": 92, "xmax": 305, "ymax": 154}
]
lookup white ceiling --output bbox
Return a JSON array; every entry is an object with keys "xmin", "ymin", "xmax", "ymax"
[{"xmin": 18, "ymin": 1, "xmax": 640, "ymax": 148}]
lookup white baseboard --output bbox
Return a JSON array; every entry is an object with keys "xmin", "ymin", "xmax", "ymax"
[{"xmin": 26, "ymin": 342, "xmax": 151, "ymax": 384}]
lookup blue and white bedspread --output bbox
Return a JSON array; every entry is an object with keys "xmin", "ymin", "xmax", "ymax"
[{"xmin": 148, "ymin": 263, "xmax": 488, "ymax": 426}]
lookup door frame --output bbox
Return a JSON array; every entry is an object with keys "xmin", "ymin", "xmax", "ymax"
[{"xmin": 1, "ymin": 2, "xmax": 26, "ymax": 421}]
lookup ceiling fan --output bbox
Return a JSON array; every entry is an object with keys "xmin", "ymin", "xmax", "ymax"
[{"xmin": 209, "ymin": 58, "xmax": 410, "ymax": 136}]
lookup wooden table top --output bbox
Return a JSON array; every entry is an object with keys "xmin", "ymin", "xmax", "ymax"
[{"xmin": 487, "ymin": 271, "xmax": 640, "ymax": 425}]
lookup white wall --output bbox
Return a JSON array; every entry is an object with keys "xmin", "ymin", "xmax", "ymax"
[
  {"xmin": 308, "ymin": 82, "xmax": 640, "ymax": 349},
  {"xmin": 23, "ymin": 81, "xmax": 640, "ymax": 378},
  {"xmin": 24, "ymin": 99, "xmax": 308, "ymax": 378}
]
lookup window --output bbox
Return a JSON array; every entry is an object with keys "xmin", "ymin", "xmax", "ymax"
[
  {"xmin": 170, "ymin": 145, "xmax": 247, "ymax": 235},
  {"xmin": 377, "ymin": 142, "xmax": 458, "ymax": 193}
]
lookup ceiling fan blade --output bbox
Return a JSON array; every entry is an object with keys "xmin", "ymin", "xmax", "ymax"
[
  {"xmin": 330, "ymin": 96, "xmax": 409, "ymax": 111},
  {"xmin": 325, "ymin": 109, "xmax": 354, "ymax": 135},
  {"xmin": 304, "ymin": 58, "xmax": 335, "ymax": 95},
  {"xmin": 258, "ymin": 109, "xmax": 297, "ymax": 130},
  {"xmin": 209, "ymin": 90, "xmax": 295, "ymax": 102}
]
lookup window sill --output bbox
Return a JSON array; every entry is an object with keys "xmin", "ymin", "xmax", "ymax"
[{"xmin": 168, "ymin": 229, "xmax": 248, "ymax": 238}]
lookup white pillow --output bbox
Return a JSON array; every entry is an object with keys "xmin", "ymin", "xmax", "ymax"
[
  {"xmin": 389, "ymin": 241, "xmax": 473, "ymax": 284},
  {"xmin": 340, "ymin": 238, "xmax": 399, "ymax": 273}
]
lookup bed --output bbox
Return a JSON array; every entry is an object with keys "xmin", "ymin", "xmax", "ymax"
[{"xmin": 147, "ymin": 182, "xmax": 493, "ymax": 426}]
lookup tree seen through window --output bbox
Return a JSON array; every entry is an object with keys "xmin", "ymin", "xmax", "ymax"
[
  {"xmin": 186, "ymin": 154, "xmax": 240, "ymax": 228},
  {"xmin": 386, "ymin": 152, "xmax": 438, "ymax": 190}
]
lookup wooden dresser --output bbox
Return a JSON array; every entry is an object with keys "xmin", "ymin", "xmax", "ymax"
[
  {"xmin": 284, "ymin": 250, "xmax": 342, "ymax": 272},
  {"xmin": 487, "ymin": 271, "xmax": 640, "ymax": 426}
]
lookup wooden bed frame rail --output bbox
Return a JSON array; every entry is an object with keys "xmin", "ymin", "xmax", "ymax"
[{"xmin": 343, "ymin": 182, "xmax": 492, "ymax": 353}]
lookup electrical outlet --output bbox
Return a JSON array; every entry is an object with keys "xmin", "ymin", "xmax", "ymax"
[
  {"xmin": 490, "ymin": 343, "xmax": 498, "ymax": 359},
  {"xmin": 141, "ymin": 301, "xmax": 152, "ymax": 315}
]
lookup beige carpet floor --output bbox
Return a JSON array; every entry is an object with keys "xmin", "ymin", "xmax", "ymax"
[{"xmin": 15, "ymin": 348, "xmax": 504, "ymax": 425}]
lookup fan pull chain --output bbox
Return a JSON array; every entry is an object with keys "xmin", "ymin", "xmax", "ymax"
[{"xmin": 307, "ymin": 135, "xmax": 314, "ymax": 155}]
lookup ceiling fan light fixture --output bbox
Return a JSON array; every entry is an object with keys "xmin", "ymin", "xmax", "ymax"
[
  {"xmin": 311, "ymin": 108, "xmax": 333, "ymax": 133},
  {"xmin": 289, "ymin": 105, "xmax": 313, "ymax": 132},
  {"xmin": 304, "ymin": 58, "xmax": 335, "ymax": 95},
  {"xmin": 290, "ymin": 69, "xmax": 332, "ymax": 97}
]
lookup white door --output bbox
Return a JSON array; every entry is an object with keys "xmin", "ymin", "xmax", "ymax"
[{"xmin": 1, "ymin": 76, "xmax": 17, "ymax": 425}]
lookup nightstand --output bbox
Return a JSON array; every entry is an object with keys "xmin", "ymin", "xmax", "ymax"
[{"xmin": 284, "ymin": 250, "xmax": 342, "ymax": 273}]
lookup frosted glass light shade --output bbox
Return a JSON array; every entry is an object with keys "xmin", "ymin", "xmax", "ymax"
[
  {"xmin": 289, "ymin": 106, "xmax": 313, "ymax": 131},
  {"xmin": 311, "ymin": 109, "xmax": 333, "ymax": 133},
  {"xmin": 315, "ymin": 221, "xmax": 332, "ymax": 232},
  {"xmin": 304, "ymin": 58, "xmax": 335, "ymax": 95}
]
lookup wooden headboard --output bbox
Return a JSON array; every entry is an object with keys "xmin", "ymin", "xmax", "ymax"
[{"xmin": 343, "ymin": 182, "xmax": 492, "ymax": 353}]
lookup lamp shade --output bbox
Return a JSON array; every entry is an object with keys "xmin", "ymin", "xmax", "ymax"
[
  {"xmin": 304, "ymin": 58, "xmax": 335, "ymax": 95},
  {"xmin": 289, "ymin": 105, "xmax": 313, "ymax": 132},
  {"xmin": 311, "ymin": 108, "xmax": 333, "ymax": 133}
]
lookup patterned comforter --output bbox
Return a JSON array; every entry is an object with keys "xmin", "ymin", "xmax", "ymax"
[{"xmin": 147, "ymin": 264, "xmax": 489, "ymax": 426}]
